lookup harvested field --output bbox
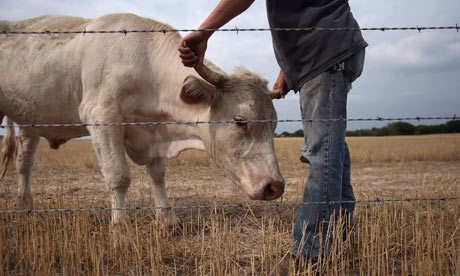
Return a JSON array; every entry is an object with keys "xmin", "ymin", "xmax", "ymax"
[{"xmin": 1, "ymin": 134, "xmax": 459, "ymax": 275}]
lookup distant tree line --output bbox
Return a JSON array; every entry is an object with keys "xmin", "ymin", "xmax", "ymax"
[
  {"xmin": 275, "ymin": 120, "xmax": 460, "ymax": 137},
  {"xmin": 347, "ymin": 120, "xmax": 460, "ymax": 136},
  {"xmin": 276, "ymin": 129, "xmax": 305, "ymax": 138}
]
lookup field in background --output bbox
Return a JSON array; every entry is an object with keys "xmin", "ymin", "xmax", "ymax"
[{"xmin": 1, "ymin": 134, "xmax": 459, "ymax": 275}]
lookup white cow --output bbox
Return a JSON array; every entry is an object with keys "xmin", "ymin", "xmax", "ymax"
[{"xmin": 0, "ymin": 14, "xmax": 284, "ymax": 224}]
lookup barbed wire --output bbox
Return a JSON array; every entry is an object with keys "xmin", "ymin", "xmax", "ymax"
[
  {"xmin": 1, "ymin": 25, "xmax": 460, "ymax": 36},
  {"xmin": 0, "ymin": 116, "xmax": 457, "ymax": 129},
  {"xmin": 0, "ymin": 197, "xmax": 459, "ymax": 215}
]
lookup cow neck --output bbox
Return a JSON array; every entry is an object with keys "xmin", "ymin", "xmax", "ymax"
[{"xmin": 153, "ymin": 40, "xmax": 219, "ymax": 159}]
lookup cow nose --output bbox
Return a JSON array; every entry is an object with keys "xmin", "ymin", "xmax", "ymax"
[
  {"xmin": 262, "ymin": 178, "xmax": 285, "ymax": 200},
  {"xmin": 248, "ymin": 175, "xmax": 285, "ymax": 200}
]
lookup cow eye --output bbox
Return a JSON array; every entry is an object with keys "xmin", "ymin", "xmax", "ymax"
[{"xmin": 233, "ymin": 115, "xmax": 248, "ymax": 130}]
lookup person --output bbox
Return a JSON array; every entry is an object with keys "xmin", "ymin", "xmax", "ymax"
[{"xmin": 178, "ymin": 0, "xmax": 367, "ymax": 272}]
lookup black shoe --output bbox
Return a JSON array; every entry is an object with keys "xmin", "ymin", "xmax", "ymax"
[{"xmin": 299, "ymin": 155, "xmax": 309, "ymax": 163}]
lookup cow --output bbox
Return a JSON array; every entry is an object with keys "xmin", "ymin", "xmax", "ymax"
[{"xmin": 0, "ymin": 14, "xmax": 284, "ymax": 225}]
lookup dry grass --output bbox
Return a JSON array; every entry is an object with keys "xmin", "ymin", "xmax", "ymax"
[{"xmin": 1, "ymin": 134, "xmax": 459, "ymax": 275}]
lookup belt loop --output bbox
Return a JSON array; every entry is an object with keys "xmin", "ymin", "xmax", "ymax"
[{"xmin": 329, "ymin": 61, "xmax": 345, "ymax": 72}]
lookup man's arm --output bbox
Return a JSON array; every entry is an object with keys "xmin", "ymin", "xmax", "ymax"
[{"xmin": 178, "ymin": 0, "xmax": 255, "ymax": 67}]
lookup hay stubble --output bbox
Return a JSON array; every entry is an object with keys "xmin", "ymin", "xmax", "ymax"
[{"xmin": 1, "ymin": 134, "xmax": 459, "ymax": 275}]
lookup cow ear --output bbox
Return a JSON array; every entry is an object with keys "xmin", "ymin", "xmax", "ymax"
[{"xmin": 180, "ymin": 75, "xmax": 217, "ymax": 106}]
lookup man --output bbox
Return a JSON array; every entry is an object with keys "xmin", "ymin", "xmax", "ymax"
[{"xmin": 178, "ymin": 0, "xmax": 367, "ymax": 271}]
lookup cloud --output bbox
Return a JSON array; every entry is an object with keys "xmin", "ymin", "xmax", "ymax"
[{"xmin": 368, "ymin": 32, "xmax": 460, "ymax": 74}]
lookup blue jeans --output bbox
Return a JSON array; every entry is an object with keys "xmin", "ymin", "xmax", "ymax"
[{"xmin": 293, "ymin": 50, "xmax": 364, "ymax": 259}]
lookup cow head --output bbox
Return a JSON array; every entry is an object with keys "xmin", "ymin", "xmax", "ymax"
[{"xmin": 181, "ymin": 62, "xmax": 285, "ymax": 200}]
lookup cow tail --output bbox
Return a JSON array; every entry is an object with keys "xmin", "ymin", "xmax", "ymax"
[{"xmin": 1, "ymin": 117, "xmax": 16, "ymax": 179}]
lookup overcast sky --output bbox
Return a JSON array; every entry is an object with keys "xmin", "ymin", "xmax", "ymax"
[{"xmin": 1, "ymin": 0, "xmax": 459, "ymax": 133}]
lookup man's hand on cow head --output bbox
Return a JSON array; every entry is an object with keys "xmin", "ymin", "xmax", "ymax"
[{"xmin": 178, "ymin": 31, "xmax": 211, "ymax": 67}]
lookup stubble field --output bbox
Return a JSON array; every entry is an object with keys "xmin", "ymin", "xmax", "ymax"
[{"xmin": 1, "ymin": 134, "xmax": 459, "ymax": 275}]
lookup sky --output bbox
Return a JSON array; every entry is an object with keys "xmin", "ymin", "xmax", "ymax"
[{"xmin": 1, "ymin": 0, "xmax": 459, "ymax": 133}]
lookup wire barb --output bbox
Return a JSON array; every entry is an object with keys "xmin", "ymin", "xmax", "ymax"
[{"xmin": 234, "ymin": 26, "xmax": 240, "ymax": 35}]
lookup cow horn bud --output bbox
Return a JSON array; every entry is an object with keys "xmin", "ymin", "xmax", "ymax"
[
  {"xmin": 195, "ymin": 62, "xmax": 227, "ymax": 87},
  {"xmin": 182, "ymin": 41, "xmax": 227, "ymax": 87}
]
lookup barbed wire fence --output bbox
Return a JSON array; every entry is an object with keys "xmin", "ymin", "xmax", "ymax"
[
  {"xmin": 1, "ymin": 25, "xmax": 459, "ymax": 36},
  {"xmin": 0, "ymin": 116, "xmax": 458, "ymax": 129},
  {"xmin": 0, "ymin": 197, "xmax": 459, "ymax": 215},
  {"xmin": 0, "ymin": 23, "xmax": 459, "ymax": 215}
]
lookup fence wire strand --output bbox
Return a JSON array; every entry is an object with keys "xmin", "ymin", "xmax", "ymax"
[
  {"xmin": 0, "ymin": 197, "xmax": 459, "ymax": 215},
  {"xmin": 0, "ymin": 116, "xmax": 458, "ymax": 129},
  {"xmin": 2, "ymin": 25, "xmax": 460, "ymax": 36}
]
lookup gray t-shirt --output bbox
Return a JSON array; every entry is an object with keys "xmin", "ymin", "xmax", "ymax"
[{"xmin": 266, "ymin": 0, "xmax": 368, "ymax": 91}]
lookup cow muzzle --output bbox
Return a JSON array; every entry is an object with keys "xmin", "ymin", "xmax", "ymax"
[{"xmin": 247, "ymin": 175, "xmax": 285, "ymax": 201}]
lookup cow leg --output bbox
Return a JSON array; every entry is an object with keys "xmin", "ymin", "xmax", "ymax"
[
  {"xmin": 16, "ymin": 131, "xmax": 39, "ymax": 209},
  {"xmin": 146, "ymin": 158, "xmax": 179, "ymax": 225},
  {"xmin": 87, "ymin": 125, "xmax": 131, "ymax": 225}
]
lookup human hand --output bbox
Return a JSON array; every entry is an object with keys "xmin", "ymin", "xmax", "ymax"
[
  {"xmin": 178, "ymin": 31, "xmax": 210, "ymax": 67},
  {"xmin": 272, "ymin": 70, "xmax": 289, "ymax": 98}
]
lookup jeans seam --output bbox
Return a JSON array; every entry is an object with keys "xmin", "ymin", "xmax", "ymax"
[{"xmin": 323, "ymin": 72, "xmax": 335, "ymax": 219}]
